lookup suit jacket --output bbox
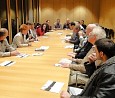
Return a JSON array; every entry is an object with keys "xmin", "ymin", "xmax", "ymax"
[
  {"xmin": 69, "ymin": 33, "xmax": 80, "ymax": 45},
  {"xmin": 71, "ymin": 56, "xmax": 115, "ymax": 98},
  {"xmin": 54, "ymin": 22, "xmax": 62, "ymax": 29},
  {"xmin": 70, "ymin": 47, "xmax": 103, "ymax": 73},
  {"xmin": 0, "ymin": 39, "xmax": 15, "ymax": 57},
  {"xmin": 75, "ymin": 41, "xmax": 92, "ymax": 59},
  {"xmin": 12, "ymin": 32, "xmax": 29, "ymax": 48},
  {"xmin": 70, "ymin": 48, "xmax": 94, "ymax": 73}
]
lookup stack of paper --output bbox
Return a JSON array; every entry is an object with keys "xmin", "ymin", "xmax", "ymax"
[
  {"xmin": 54, "ymin": 58, "xmax": 72, "ymax": 67},
  {"xmin": 35, "ymin": 46, "xmax": 49, "ymax": 51},
  {"xmin": 59, "ymin": 58, "xmax": 72, "ymax": 64},
  {"xmin": 41, "ymin": 80, "xmax": 64, "ymax": 93},
  {"xmin": 16, "ymin": 53, "xmax": 29, "ymax": 58},
  {"xmin": 65, "ymin": 44, "xmax": 74, "ymax": 49},
  {"xmin": 32, "ymin": 53, "xmax": 43, "ymax": 56},
  {"xmin": 0, "ymin": 61, "xmax": 15, "ymax": 66},
  {"xmin": 64, "ymin": 36, "xmax": 71, "ymax": 40},
  {"xmin": 39, "ymin": 46, "xmax": 49, "ymax": 50},
  {"xmin": 68, "ymin": 86, "xmax": 83, "ymax": 95},
  {"xmin": 57, "ymin": 32, "xmax": 63, "ymax": 35}
]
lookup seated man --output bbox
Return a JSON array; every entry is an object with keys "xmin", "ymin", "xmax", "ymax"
[
  {"xmin": 0, "ymin": 28, "xmax": 20, "ymax": 57},
  {"xmin": 54, "ymin": 19, "xmax": 62, "ymax": 30},
  {"xmin": 80, "ymin": 20, "xmax": 86, "ymax": 30},
  {"xmin": 12, "ymin": 24, "xmax": 31, "ymax": 48},
  {"xmin": 65, "ymin": 24, "xmax": 80, "ymax": 45},
  {"xmin": 63, "ymin": 18, "xmax": 70, "ymax": 29},
  {"xmin": 26, "ymin": 22, "xmax": 38, "ymax": 42},
  {"xmin": 29, "ymin": 22, "xmax": 38, "ymax": 41},
  {"xmin": 60, "ymin": 38, "xmax": 115, "ymax": 98}
]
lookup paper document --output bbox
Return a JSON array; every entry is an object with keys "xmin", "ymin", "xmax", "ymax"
[
  {"xmin": 42, "ymin": 36, "xmax": 48, "ymax": 38},
  {"xmin": 65, "ymin": 44, "xmax": 74, "ymax": 48},
  {"xmin": 54, "ymin": 63, "xmax": 62, "ymax": 67},
  {"xmin": 69, "ymin": 87, "xmax": 83, "ymax": 95},
  {"xmin": 41, "ymin": 80, "xmax": 64, "ymax": 93},
  {"xmin": 16, "ymin": 53, "xmax": 29, "ymax": 58},
  {"xmin": 59, "ymin": 58, "xmax": 72, "ymax": 64},
  {"xmin": 0, "ymin": 61, "xmax": 15, "ymax": 66},
  {"xmin": 34, "ymin": 41, "xmax": 39, "ymax": 42},
  {"xmin": 39, "ymin": 46, "xmax": 49, "ymax": 50},
  {"xmin": 35, "ymin": 46, "xmax": 49, "ymax": 51},
  {"xmin": 57, "ymin": 32, "xmax": 63, "ymax": 35},
  {"xmin": 65, "ymin": 36, "xmax": 71, "ymax": 40},
  {"xmin": 32, "ymin": 52, "xmax": 43, "ymax": 56}
]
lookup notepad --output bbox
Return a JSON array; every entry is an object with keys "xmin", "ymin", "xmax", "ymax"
[
  {"xmin": 35, "ymin": 46, "xmax": 49, "ymax": 51},
  {"xmin": 34, "ymin": 41, "xmax": 39, "ymax": 42},
  {"xmin": 65, "ymin": 36, "xmax": 71, "ymax": 40},
  {"xmin": 16, "ymin": 53, "xmax": 29, "ymax": 58},
  {"xmin": 57, "ymin": 32, "xmax": 63, "ymax": 35},
  {"xmin": 54, "ymin": 63, "xmax": 62, "ymax": 67},
  {"xmin": 0, "ymin": 61, "xmax": 15, "ymax": 66},
  {"xmin": 59, "ymin": 58, "xmax": 72, "ymax": 64},
  {"xmin": 32, "ymin": 52, "xmax": 43, "ymax": 56},
  {"xmin": 65, "ymin": 44, "xmax": 74, "ymax": 48},
  {"xmin": 39, "ymin": 46, "xmax": 49, "ymax": 50},
  {"xmin": 68, "ymin": 87, "xmax": 83, "ymax": 95},
  {"xmin": 42, "ymin": 36, "xmax": 48, "ymax": 38},
  {"xmin": 41, "ymin": 80, "xmax": 64, "ymax": 93}
]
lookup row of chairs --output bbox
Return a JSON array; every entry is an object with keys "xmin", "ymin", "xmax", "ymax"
[{"xmin": 102, "ymin": 27, "xmax": 115, "ymax": 39}]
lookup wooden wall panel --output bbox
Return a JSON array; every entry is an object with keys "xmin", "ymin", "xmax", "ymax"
[
  {"xmin": 53, "ymin": 0, "xmax": 60, "ymax": 23},
  {"xmin": 92, "ymin": 0, "xmax": 100, "ymax": 23},
  {"xmin": 40, "ymin": 0, "xmax": 53, "ymax": 24},
  {"xmin": 57, "ymin": 0, "xmax": 66, "ymax": 24},
  {"xmin": 39, "ymin": 0, "xmax": 100, "ymax": 26},
  {"xmin": 99, "ymin": 0, "xmax": 115, "ymax": 31},
  {"xmin": 79, "ymin": 0, "xmax": 87, "ymax": 21},
  {"xmin": 73, "ymin": 0, "xmax": 80, "ymax": 21},
  {"xmin": 66, "ymin": 0, "xmax": 74, "ymax": 22}
]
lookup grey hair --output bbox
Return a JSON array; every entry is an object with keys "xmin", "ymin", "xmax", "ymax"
[{"xmin": 90, "ymin": 26, "xmax": 106, "ymax": 40}]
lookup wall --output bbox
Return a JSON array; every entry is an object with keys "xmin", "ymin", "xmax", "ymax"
[
  {"xmin": 39, "ymin": 0, "xmax": 100, "ymax": 26},
  {"xmin": 99, "ymin": 0, "xmax": 115, "ymax": 31},
  {"xmin": 0, "ymin": 0, "xmax": 7, "ymax": 19}
]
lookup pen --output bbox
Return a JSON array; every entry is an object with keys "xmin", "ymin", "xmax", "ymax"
[{"xmin": 4, "ymin": 61, "xmax": 13, "ymax": 66}]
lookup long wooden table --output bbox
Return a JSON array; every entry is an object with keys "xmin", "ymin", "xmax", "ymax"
[{"xmin": 0, "ymin": 30, "xmax": 73, "ymax": 98}]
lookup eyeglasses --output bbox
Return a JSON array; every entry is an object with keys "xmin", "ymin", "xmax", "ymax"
[
  {"xmin": 92, "ymin": 45, "xmax": 96, "ymax": 52},
  {"xmin": 88, "ymin": 34, "xmax": 94, "ymax": 38}
]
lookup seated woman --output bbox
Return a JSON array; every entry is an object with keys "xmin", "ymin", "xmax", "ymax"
[
  {"xmin": 36, "ymin": 23, "xmax": 47, "ymax": 36},
  {"xmin": 0, "ymin": 28, "xmax": 20, "ymax": 57},
  {"xmin": 12, "ymin": 24, "xmax": 31, "ymax": 48}
]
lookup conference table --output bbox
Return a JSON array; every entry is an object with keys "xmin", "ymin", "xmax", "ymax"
[{"xmin": 0, "ymin": 30, "xmax": 73, "ymax": 98}]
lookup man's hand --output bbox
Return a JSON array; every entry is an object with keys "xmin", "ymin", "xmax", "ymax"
[
  {"xmin": 67, "ymin": 52, "xmax": 76, "ymax": 58},
  {"xmin": 88, "ymin": 53, "xmax": 97, "ymax": 63},
  {"xmin": 10, "ymin": 50, "xmax": 20, "ymax": 56},
  {"xmin": 60, "ymin": 91, "xmax": 71, "ymax": 98},
  {"xmin": 28, "ymin": 43, "xmax": 31, "ymax": 46},
  {"xmin": 65, "ymin": 39, "xmax": 70, "ymax": 43},
  {"xmin": 60, "ymin": 63, "xmax": 70, "ymax": 68}
]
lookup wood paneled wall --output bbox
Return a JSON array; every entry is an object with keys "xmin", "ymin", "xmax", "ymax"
[
  {"xmin": 39, "ymin": 0, "xmax": 100, "ymax": 26},
  {"xmin": 99, "ymin": 0, "xmax": 115, "ymax": 31}
]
